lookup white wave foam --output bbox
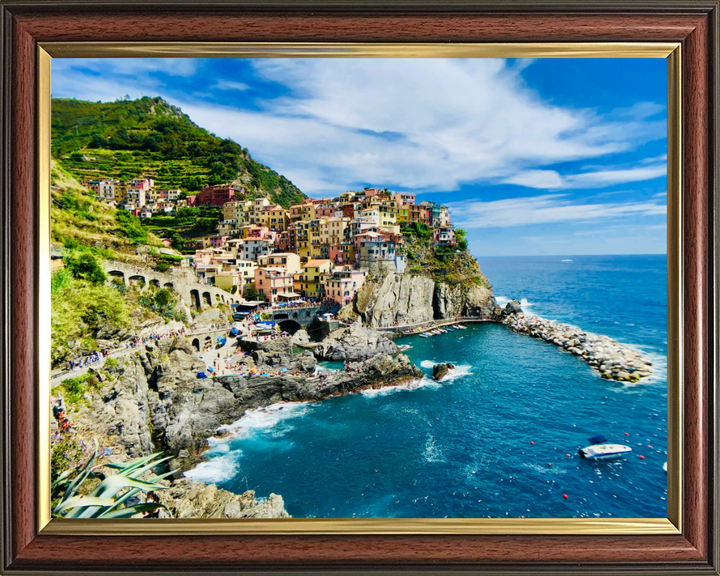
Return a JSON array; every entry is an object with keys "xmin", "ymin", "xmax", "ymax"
[
  {"xmin": 424, "ymin": 435, "xmax": 445, "ymax": 463},
  {"xmin": 360, "ymin": 376, "xmax": 441, "ymax": 397},
  {"xmin": 495, "ymin": 296, "xmax": 509, "ymax": 306},
  {"xmin": 418, "ymin": 360, "xmax": 473, "ymax": 382},
  {"xmin": 215, "ymin": 402, "xmax": 312, "ymax": 440},
  {"xmin": 184, "ymin": 451, "xmax": 240, "ymax": 483}
]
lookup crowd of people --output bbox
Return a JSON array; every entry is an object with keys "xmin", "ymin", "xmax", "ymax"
[{"xmin": 67, "ymin": 349, "xmax": 109, "ymax": 371}]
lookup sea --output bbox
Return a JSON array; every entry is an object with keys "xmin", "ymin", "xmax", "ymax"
[{"xmin": 186, "ymin": 254, "xmax": 668, "ymax": 519}]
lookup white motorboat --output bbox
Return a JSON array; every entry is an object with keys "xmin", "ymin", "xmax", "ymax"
[{"xmin": 579, "ymin": 443, "xmax": 632, "ymax": 460}]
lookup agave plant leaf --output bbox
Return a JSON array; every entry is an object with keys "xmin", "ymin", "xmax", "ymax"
[
  {"xmin": 105, "ymin": 452, "xmax": 166, "ymax": 476},
  {"xmin": 68, "ymin": 478, "xmax": 167, "ymax": 519},
  {"xmin": 100, "ymin": 503, "xmax": 170, "ymax": 519},
  {"xmin": 119, "ymin": 456, "xmax": 173, "ymax": 480},
  {"xmin": 54, "ymin": 495, "xmax": 117, "ymax": 513},
  {"xmin": 60, "ymin": 439, "xmax": 98, "ymax": 504},
  {"xmin": 90, "ymin": 475, "xmax": 168, "ymax": 500}
]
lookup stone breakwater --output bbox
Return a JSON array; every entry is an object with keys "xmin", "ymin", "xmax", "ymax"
[{"xmin": 503, "ymin": 312, "xmax": 652, "ymax": 383}]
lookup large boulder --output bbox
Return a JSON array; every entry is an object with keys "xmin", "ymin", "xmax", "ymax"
[
  {"xmin": 315, "ymin": 320, "xmax": 399, "ymax": 361},
  {"xmin": 432, "ymin": 362, "xmax": 455, "ymax": 381},
  {"xmin": 503, "ymin": 299, "xmax": 523, "ymax": 316}
]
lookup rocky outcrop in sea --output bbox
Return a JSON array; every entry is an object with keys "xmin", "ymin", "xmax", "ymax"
[
  {"xmin": 314, "ymin": 320, "xmax": 398, "ymax": 361},
  {"xmin": 501, "ymin": 301, "xmax": 652, "ymax": 383}
]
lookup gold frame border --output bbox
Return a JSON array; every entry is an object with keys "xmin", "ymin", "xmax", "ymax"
[{"xmin": 37, "ymin": 42, "xmax": 682, "ymax": 536}]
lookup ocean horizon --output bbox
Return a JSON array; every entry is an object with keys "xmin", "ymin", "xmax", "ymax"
[{"xmin": 187, "ymin": 254, "xmax": 668, "ymax": 519}]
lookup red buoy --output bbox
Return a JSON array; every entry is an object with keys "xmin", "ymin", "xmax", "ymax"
[
  {"xmin": 566, "ymin": 454, "xmax": 571, "ymax": 457},
  {"xmin": 530, "ymin": 441, "xmax": 534, "ymax": 445},
  {"xmin": 639, "ymin": 455, "xmax": 645, "ymax": 459},
  {"xmin": 563, "ymin": 494, "xmax": 568, "ymax": 499},
  {"xmin": 548, "ymin": 463, "xmax": 552, "ymax": 467},
  {"xmin": 625, "ymin": 432, "xmax": 629, "ymax": 436},
  {"xmin": 648, "ymin": 445, "xmax": 653, "ymax": 449}
]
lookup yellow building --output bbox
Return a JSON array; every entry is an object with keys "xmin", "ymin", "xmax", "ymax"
[
  {"xmin": 298, "ymin": 259, "xmax": 334, "ymax": 299},
  {"xmin": 300, "ymin": 203, "xmax": 316, "ymax": 222},
  {"xmin": 260, "ymin": 205, "xmax": 289, "ymax": 233},
  {"xmin": 379, "ymin": 206, "xmax": 396, "ymax": 227},
  {"xmin": 320, "ymin": 216, "xmax": 349, "ymax": 246},
  {"xmin": 258, "ymin": 252, "xmax": 302, "ymax": 273}
]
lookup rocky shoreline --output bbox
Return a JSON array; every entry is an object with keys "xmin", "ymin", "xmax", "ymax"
[
  {"xmin": 57, "ymin": 323, "xmax": 421, "ymax": 518},
  {"xmin": 501, "ymin": 301, "xmax": 652, "ymax": 383}
]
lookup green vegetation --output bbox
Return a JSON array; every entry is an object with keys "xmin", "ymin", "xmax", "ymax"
[
  {"xmin": 51, "ymin": 438, "xmax": 84, "ymax": 483},
  {"xmin": 139, "ymin": 287, "xmax": 185, "ymax": 322},
  {"xmin": 51, "ymin": 442, "xmax": 171, "ymax": 519},
  {"xmin": 51, "ymin": 160, "xmax": 163, "ymax": 259},
  {"xmin": 401, "ymin": 225, "xmax": 489, "ymax": 289},
  {"xmin": 243, "ymin": 286, "xmax": 262, "ymax": 301},
  {"xmin": 51, "ymin": 96, "xmax": 306, "ymax": 208},
  {"xmin": 51, "ymin": 270, "xmax": 131, "ymax": 365},
  {"xmin": 64, "ymin": 251, "xmax": 107, "ymax": 283},
  {"xmin": 455, "ymin": 228, "xmax": 469, "ymax": 251},
  {"xmin": 115, "ymin": 210, "xmax": 147, "ymax": 243},
  {"xmin": 400, "ymin": 221, "xmax": 433, "ymax": 241},
  {"xmin": 53, "ymin": 372, "xmax": 102, "ymax": 405},
  {"xmin": 141, "ymin": 206, "xmax": 223, "ymax": 247}
]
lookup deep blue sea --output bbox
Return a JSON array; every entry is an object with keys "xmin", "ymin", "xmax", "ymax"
[{"xmin": 187, "ymin": 255, "xmax": 668, "ymax": 518}]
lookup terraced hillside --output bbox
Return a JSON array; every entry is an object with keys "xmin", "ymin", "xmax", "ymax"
[{"xmin": 51, "ymin": 96, "xmax": 307, "ymax": 208}]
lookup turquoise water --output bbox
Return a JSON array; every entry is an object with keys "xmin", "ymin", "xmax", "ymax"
[{"xmin": 187, "ymin": 255, "xmax": 668, "ymax": 518}]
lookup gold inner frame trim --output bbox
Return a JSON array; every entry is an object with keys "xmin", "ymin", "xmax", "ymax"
[
  {"xmin": 41, "ymin": 41, "xmax": 679, "ymax": 59},
  {"xmin": 37, "ymin": 42, "xmax": 682, "ymax": 536}
]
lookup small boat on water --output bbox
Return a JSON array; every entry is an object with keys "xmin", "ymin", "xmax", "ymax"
[
  {"xmin": 420, "ymin": 334, "xmax": 431, "ymax": 338},
  {"xmin": 579, "ymin": 435, "xmax": 632, "ymax": 460}
]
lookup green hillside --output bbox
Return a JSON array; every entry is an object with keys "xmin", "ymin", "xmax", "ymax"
[{"xmin": 51, "ymin": 96, "xmax": 307, "ymax": 208}]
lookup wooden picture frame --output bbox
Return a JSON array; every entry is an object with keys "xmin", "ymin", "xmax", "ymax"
[{"xmin": 1, "ymin": 1, "xmax": 717, "ymax": 573}]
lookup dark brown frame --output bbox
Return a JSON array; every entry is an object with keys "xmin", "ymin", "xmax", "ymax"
[{"xmin": 1, "ymin": 1, "xmax": 718, "ymax": 573}]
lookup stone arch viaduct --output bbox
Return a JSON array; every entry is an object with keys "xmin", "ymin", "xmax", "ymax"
[{"xmin": 103, "ymin": 260, "xmax": 242, "ymax": 310}]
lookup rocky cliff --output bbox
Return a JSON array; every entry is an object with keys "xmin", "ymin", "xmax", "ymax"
[
  {"xmin": 65, "ymin": 334, "xmax": 422, "ymax": 517},
  {"xmin": 347, "ymin": 271, "xmax": 500, "ymax": 328}
]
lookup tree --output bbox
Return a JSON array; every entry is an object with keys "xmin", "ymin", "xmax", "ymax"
[
  {"xmin": 455, "ymin": 228, "xmax": 469, "ymax": 251},
  {"xmin": 64, "ymin": 252, "xmax": 107, "ymax": 284},
  {"xmin": 243, "ymin": 286, "xmax": 260, "ymax": 300}
]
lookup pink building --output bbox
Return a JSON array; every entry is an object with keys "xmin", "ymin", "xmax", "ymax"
[
  {"xmin": 254, "ymin": 267, "xmax": 295, "ymax": 304},
  {"xmin": 129, "ymin": 178, "xmax": 154, "ymax": 191},
  {"xmin": 209, "ymin": 235, "xmax": 230, "ymax": 248},
  {"xmin": 324, "ymin": 267, "xmax": 367, "ymax": 306},
  {"xmin": 328, "ymin": 244, "xmax": 344, "ymax": 264},
  {"xmin": 434, "ymin": 225, "xmax": 456, "ymax": 247}
]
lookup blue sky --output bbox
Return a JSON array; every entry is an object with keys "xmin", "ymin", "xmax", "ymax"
[{"xmin": 51, "ymin": 57, "xmax": 667, "ymax": 256}]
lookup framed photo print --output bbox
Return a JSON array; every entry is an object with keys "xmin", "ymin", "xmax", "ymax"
[{"xmin": 0, "ymin": 1, "xmax": 717, "ymax": 574}]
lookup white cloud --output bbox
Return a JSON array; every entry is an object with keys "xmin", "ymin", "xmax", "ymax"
[
  {"xmin": 212, "ymin": 80, "xmax": 250, "ymax": 91},
  {"xmin": 447, "ymin": 194, "xmax": 667, "ymax": 229},
  {"xmin": 503, "ymin": 162, "xmax": 667, "ymax": 190}
]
